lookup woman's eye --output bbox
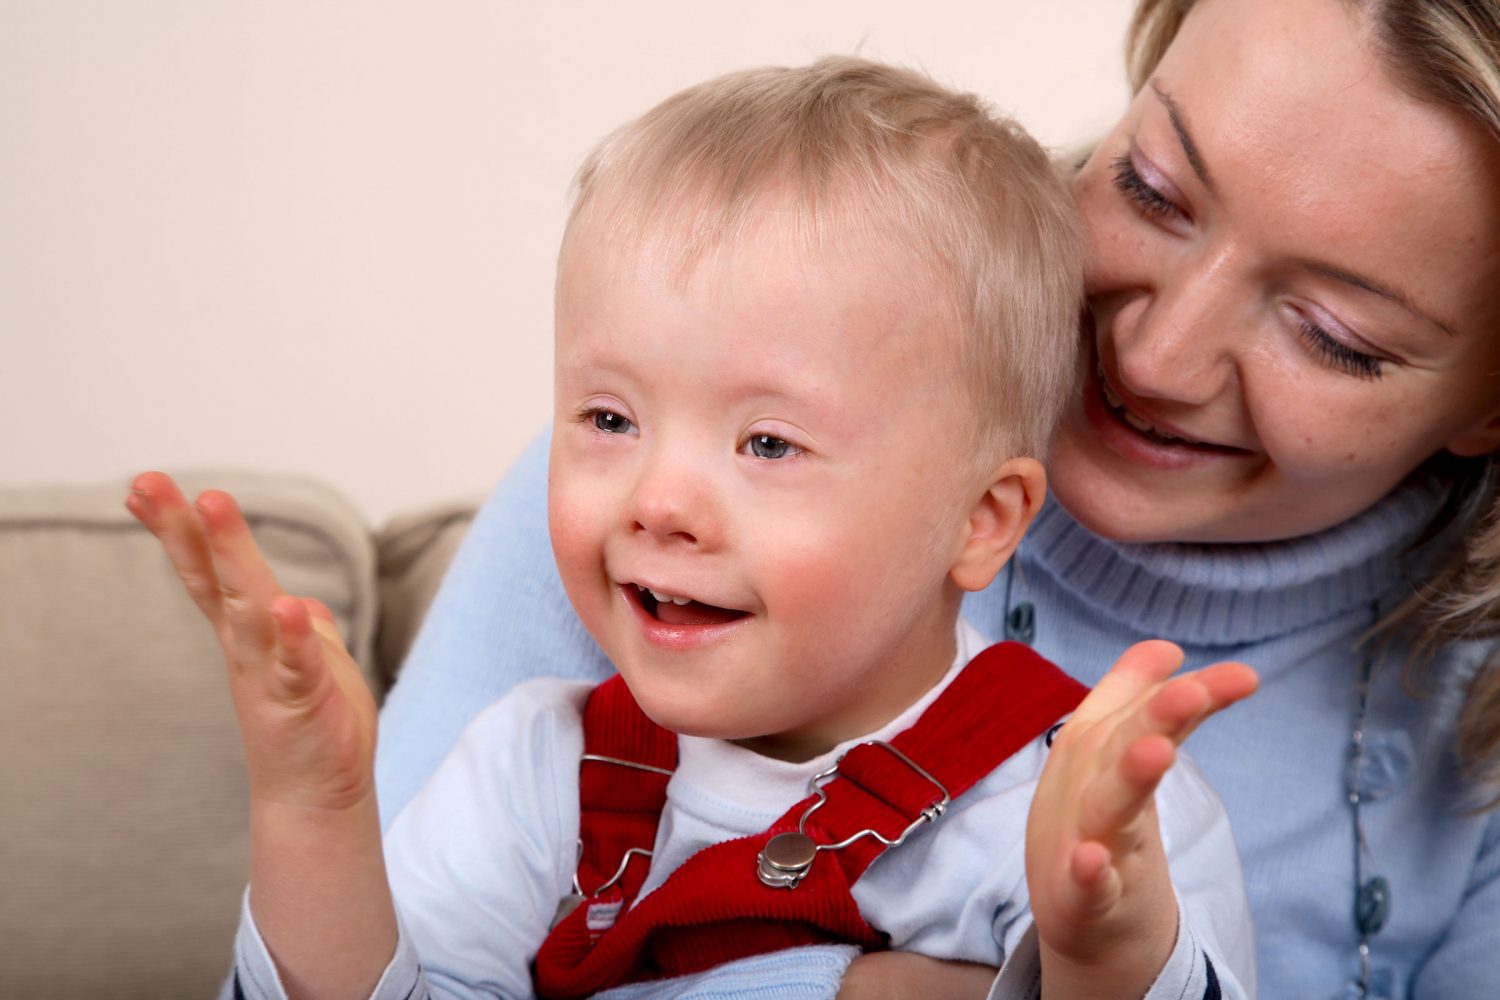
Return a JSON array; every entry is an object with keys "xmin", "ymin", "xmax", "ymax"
[
  {"xmin": 1111, "ymin": 154, "xmax": 1182, "ymax": 220},
  {"xmin": 589, "ymin": 409, "xmax": 634, "ymax": 434},
  {"xmin": 744, "ymin": 434, "xmax": 801, "ymax": 460},
  {"xmin": 1296, "ymin": 318, "xmax": 1384, "ymax": 381}
]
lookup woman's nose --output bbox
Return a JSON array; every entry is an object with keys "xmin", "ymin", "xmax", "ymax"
[{"xmin": 1112, "ymin": 244, "xmax": 1244, "ymax": 406}]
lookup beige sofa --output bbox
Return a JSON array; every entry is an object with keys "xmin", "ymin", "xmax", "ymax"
[{"xmin": 0, "ymin": 472, "xmax": 478, "ymax": 999}]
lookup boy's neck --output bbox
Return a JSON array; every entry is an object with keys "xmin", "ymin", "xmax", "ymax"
[{"xmin": 729, "ymin": 616, "xmax": 965, "ymax": 764}]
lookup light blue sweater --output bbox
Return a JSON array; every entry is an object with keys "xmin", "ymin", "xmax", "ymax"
[{"xmin": 375, "ymin": 432, "xmax": 1500, "ymax": 1000}]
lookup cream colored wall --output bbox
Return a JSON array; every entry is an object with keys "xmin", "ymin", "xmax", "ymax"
[{"xmin": 0, "ymin": 0, "xmax": 1132, "ymax": 524}]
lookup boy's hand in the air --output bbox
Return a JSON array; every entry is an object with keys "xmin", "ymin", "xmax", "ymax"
[
  {"xmin": 1026, "ymin": 641, "xmax": 1257, "ymax": 1000},
  {"xmin": 128, "ymin": 472, "xmax": 396, "ymax": 998},
  {"xmin": 126, "ymin": 471, "xmax": 378, "ymax": 811}
]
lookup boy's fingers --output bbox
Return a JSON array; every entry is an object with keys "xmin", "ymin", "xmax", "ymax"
[
  {"xmin": 1143, "ymin": 662, "xmax": 1259, "ymax": 746},
  {"xmin": 126, "ymin": 472, "xmax": 226, "ymax": 626},
  {"xmin": 1066, "ymin": 841, "xmax": 1121, "ymax": 916},
  {"xmin": 271, "ymin": 595, "xmax": 328, "ymax": 700},
  {"xmin": 301, "ymin": 597, "xmax": 337, "ymax": 625},
  {"xmin": 1083, "ymin": 669, "xmax": 1226, "ymax": 794},
  {"xmin": 1075, "ymin": 663, "xmax": 1257, "ymax": 842},
  {"xmin": 1068, "ymin": 641, "xmax": 1184, "ymax": 727},
  {"xmin": 1078, "ymin": 734, "xmax": 1175, "ymax": 842},
  {"xmin": 196, "ymin": 490, "xmax": 285, "ymax": 668}
]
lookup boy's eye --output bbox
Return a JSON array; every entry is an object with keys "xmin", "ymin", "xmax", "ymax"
[
  {"xmin": 745, "ymin": 434, "xmax": 800, "ymax": 460},
  {"xmin": 590, "ymin": 409, "xmax": 634, "ymax": 434}
]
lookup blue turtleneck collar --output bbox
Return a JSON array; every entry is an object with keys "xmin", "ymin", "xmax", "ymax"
[{"xmin": 1016, "ymin": 473, "xmax": 1452, "ymax": 647}]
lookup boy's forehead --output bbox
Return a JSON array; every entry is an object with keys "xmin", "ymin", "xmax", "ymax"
[
  {"xmin": 560, "ymin": 189, "xmax": 956, "ymax": 314},
  {"xmin": 566, "ymin": 175, "xmax": 940, "ymax": 270},
  {"xmin": 556, "ymin": 207, "xmax": 984, "ymax": 431}
]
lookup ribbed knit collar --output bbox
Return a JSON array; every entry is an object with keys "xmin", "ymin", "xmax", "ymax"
[{"xmin": 1017, "ymin": 474, "xmax": 1452, "ymax": 648}]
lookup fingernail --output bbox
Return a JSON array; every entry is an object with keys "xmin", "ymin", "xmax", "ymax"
[{"xmin": 128, "ymin": 488, "xmax": 150, "ymax": 511}]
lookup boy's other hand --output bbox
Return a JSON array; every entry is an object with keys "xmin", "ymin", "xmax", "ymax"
[
  {"xmin": 126, "ymin": 472, "xmax": 380, "ymax": 814},
  {"xmin": 1025, "ymin": 641, "xmax": 1257, "ymax": 999}
]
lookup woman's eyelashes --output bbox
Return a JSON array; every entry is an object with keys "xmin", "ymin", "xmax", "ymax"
[
  {"xmin": 1296, "ymin": 318, "xmax": 1385, "ymax": 380},
  {"xmin": 1111, "ymin": 153, "xmax": 1184, "ymax": 221}
]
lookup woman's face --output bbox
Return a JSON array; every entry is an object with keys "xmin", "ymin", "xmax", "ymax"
[{"xmin": 1051, "ymin": 0, "xmax": 1500, "ymax": 543}]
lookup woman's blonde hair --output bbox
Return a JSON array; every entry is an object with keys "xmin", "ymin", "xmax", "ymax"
[
  {"xmin": 560, "ymin": 57, "xmax": 1084, "ymax": 465},
  {"xmin": 1129, "ymin": 0, "xmax": 1500, "ymax": 804}
]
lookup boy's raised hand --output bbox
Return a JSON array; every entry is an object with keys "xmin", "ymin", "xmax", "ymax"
[
  {"xmin": 126, "ymin": 471, "xmax": 379, "ymax": 811},
  {"xmin": 129, "ymin": 472, "xmax": 398, "ymax": 997},
  {"xmin": 1026, "ymin": 641, "xmax": 1257, "ymax": 999}
]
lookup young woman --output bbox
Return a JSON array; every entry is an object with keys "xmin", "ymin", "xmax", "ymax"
[{"xmin": 373, "ymin": 0, "xmax": 1500, "ymax": 996}]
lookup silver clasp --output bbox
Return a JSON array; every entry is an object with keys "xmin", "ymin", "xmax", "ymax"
[
  {"xmin": 756, "ymin": 740, "xmax": 950, "ymax": 889},
  {"xmin": 554, "ymin": 753, "xmax": 675, "ymax": 928}
]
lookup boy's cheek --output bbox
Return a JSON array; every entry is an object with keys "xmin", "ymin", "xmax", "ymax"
[{"xmin": 547, "ymin": 484, "xmax": 611, "ymax": 580}]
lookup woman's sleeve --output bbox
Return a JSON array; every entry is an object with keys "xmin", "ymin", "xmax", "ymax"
[{"xmin": 373, "ymin": 429, "xmax": 613, "ymax": 829}]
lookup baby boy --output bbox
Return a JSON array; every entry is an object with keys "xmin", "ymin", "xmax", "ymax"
[{"xmin": 130, "ymin": 57, "xmax": 1256, "ymax": 1000}]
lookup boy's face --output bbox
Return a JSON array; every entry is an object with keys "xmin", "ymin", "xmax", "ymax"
[{"xmin": 549, "ymin": 209, "xmax": 986, "ymax": 761}]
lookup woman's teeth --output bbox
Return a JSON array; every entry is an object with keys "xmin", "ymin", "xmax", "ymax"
[
  {"xmin": 1098, "ymin": 368, "xmax": 1195, "ymax": 446},
  {"xmin": 637, "ymin": 584, "xmax": 692, "ymax": 606}
]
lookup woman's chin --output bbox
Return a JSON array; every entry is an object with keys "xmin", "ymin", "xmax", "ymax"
[
  {"xmin": 1048, "ymin": 414, "xmax": 1241, "ymax": 544},
  {"xmin": 1048, "ymin": 460, "xmax": 1185, "ymax": 543}
]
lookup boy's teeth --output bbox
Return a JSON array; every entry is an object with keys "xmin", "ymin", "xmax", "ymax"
[{"xmin": 644, "ymin": 586, "xmax": 692, "ymax": 606}]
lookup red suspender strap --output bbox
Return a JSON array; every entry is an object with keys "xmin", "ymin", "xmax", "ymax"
[
  {"xmin": 533, "ymin": 642, "xmax": 1088, "ymax": 999},
  {"xmin": 573, "ymin": 677, "xmax": 677, "ymax": 909}
]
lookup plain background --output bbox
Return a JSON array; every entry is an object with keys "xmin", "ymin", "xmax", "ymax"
[{"xmin": 1, "ymin": 0, "xmax": 1133, "ymax": 524}]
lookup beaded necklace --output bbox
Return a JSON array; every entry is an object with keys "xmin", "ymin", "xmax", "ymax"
[{"xmin": 1347, "ymin": 604, "xmax": 1391, "ymax": 999}]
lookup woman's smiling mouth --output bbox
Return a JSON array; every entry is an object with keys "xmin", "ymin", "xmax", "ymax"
[{"xmin": 1087, "ymin": 357, "xmax": 1251, "ymax": 460}]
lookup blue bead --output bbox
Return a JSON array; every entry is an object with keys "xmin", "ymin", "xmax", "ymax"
[
  {"xmin": 1332, "ymin": 969, "xmax": 1393, "ymax": 1000},
  {"xmin": 1356, "ymin": 876, "xmax": 1391, "ymax": 936},
  {"xmin": 1346, "ymin": 731, "xmax": 1414, "ymax": 803},
  {"xmin": 1005, "ymin": 602, "xmax": 1036, "ymax": 645}
]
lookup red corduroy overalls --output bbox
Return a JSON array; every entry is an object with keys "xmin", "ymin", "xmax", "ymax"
[{"xmin": 533, "ymin": 641, "xmax": 1086, "ymax": 999}]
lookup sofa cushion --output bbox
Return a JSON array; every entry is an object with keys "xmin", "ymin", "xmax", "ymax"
[{"xmin": 0, "ymin": 471, "xmax": 377, "ymax": 999}]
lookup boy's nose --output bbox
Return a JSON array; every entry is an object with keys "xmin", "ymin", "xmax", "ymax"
[{"xmin": 627, "ymin": 457, "xmax": 719, "ymax": 549}]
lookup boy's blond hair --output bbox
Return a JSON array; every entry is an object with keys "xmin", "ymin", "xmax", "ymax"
[{"xmin": 560, "ymin": 56, "xmax": 1084, "ymax": 463}]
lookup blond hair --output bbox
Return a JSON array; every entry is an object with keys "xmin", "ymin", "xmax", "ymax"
[
  {"xmin": 1130, "ymin": 0, "xmax": 1500, "ymax": 805},
  {"xmin": 560, "ymin": 57, "xmax": 1084, "ymax": 464}
]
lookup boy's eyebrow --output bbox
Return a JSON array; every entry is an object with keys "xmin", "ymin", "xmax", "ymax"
[{"xmin": 1150, "ymin": 82, "xmax": 1214, "ymax": 194}]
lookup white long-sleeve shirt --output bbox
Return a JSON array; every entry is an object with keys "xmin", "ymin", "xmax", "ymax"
[{"xmin": 235, "ymin": 622, "xmax": 1254, "ymax": 999}]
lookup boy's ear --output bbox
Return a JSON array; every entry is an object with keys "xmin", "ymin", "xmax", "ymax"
[
  {"xmin": 1446, "ymin": 406, "xmax": 1500, "ymax": 458},
  {"xmin": 949, "ymin": 457, "xmax": 1047, "ymax": 593}
]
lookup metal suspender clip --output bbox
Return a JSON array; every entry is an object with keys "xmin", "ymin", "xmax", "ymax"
[
  {"xmin": 756, "ymin": 740, "xmax": 950, "ymax": 889},
  {"xmin": 553, "ymin": 753, "xmax": 676, "ymax": 928}
]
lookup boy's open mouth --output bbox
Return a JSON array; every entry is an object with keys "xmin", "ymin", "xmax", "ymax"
[{"xmin": 628, "ymin": 583, "xmax": 750, "ymax": 627}]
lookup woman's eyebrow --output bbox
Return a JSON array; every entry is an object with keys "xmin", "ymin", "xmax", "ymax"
[
  {"xmin": 1150, "ymin": 81, "xmax": 1215, "ymax": 194},
  {"xmin": 1304, "ymin": 260, "xmax": 1459, "ymax": 337}
]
